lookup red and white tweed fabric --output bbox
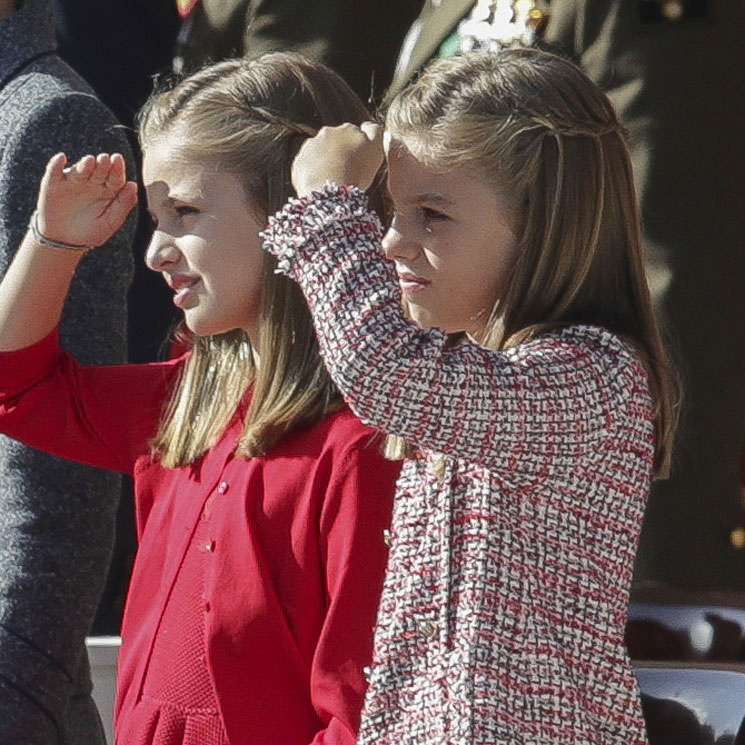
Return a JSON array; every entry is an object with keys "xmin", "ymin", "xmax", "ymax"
[{"xmin": 263, "ymin": 185, "xmax": 654, "ymax": 745}]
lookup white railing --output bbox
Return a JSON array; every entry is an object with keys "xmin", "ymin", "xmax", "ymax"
[{"xmin": 86, "ymin": 636, "xmax": 120, "ymax": 744}]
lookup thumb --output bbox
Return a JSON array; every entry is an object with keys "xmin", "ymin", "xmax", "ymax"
[
  {"xmin": 360, "ymin": 121, "xmax": 383, "ymax": 144},
  {"xmin": 40, "ymin": 152, "xmax": 68, "ymax": 193}
]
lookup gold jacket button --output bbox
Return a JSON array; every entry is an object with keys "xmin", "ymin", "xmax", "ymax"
[{"xmin": 418, "ymin": 620, "xmax": 438, "ymax": 638}]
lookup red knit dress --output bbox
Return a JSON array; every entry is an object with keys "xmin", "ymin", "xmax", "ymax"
[
  {"xmin": 120, "ymin": 489, "xmax": 229, "ymax": 744},
  {"xmin": 0, "ymin": 331, "xmax": 401, "ymax": 745}
]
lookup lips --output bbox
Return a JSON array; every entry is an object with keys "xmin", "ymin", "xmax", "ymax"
[
  {"xmin": 167, "ymin": 274, "xmax": 200, "ymax": 308},
  {"xmin": 397, "ymin": 271, "xmax": 431, "ymax": 294}
]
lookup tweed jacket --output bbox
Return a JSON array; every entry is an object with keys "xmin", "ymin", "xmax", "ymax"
[
  {"xmin": 0, "ymin": 0, "xmax": 134, "ymax": 742},
  {"xmin": 263, "ymin": 185, "xmax": 655, "ymax": 744}
]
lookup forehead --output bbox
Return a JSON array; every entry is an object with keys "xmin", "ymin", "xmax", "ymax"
[
  {"xmin": 142, "ymin": 138, "xmax": 212, "ymax": 190},
  {"xmin": 385, "ymin": 136, "xmax": 490, "ymax": 206},
  {"xmin": 141, "ymin": 137, "xmax": 249, "ymax": 209},
  {"xmin": 385, "ymin": 138, "xmax": 448, "ymax": 191}
]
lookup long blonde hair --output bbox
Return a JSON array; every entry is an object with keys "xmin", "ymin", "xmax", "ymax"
[
  {"xmin": 138, "ymin": 53, "xmax": 383, "ymax": 467},
  {"xmin": 384, "ymin": 48, "xmax": 679, "ymax": 477}
]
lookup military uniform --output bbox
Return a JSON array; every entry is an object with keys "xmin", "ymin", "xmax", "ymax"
[
  {"xmin": 544, "ymin": 0, "xmax": 745, "ymax": 593},
  {"xmin": 387, "ymin": 0, "xmax": 549, "ymax": 98},
  {"xmin": 179, "ymin": 0, "xmax": 422, "ymax": 103}
]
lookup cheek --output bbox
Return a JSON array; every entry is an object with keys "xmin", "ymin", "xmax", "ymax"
[
  {"xmin": 206, "ymin": 233, "xmax": 264, "ymax": 287},
  {"xmin": 488, "ymin": 231, "xmax": 519, "ymax": 287},
  {"xmin": 223, "ymin": 261, "xmax": 263, "ymax": 307}
]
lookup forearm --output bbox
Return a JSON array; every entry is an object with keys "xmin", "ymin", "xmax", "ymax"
[{"xmin": 0, "ymin": 229, "xmax": 84, "ymax": 352}]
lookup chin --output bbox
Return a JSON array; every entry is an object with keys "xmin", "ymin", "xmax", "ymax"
[
  {"xmin": 406, "ymin": 304, "xmax": 434, "ymax": 330},
  {"xmin": 184, "ymin": 315, "xmax": 234, "ymax": 338},
  {"xmin": 410, "ymin": 310, "xmax": 455, "ymax": 333}
]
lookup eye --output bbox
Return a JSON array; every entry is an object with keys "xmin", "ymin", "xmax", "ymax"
[
  {"xmin": 175, "ymin": 204, "xmax": 200, "ymax": 219},
  {"xmin": 421, "ymin": 206, "xmax": 449, "ymax": 223},
  {"xmin": 418, "ymin": 206, "xmax": 450, "ymax": 233}
]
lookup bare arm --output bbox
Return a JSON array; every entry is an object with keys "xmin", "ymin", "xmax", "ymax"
[{"xmin": 0, "ymin": 152, "xmax": 137, "ymax": 351}]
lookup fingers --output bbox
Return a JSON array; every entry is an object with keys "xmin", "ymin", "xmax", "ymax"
[
  {"xmin": 57, "ymin": 153, "xmax": 128, "ymax": 188},
  {"xmin": 101, "ymin": 180, "xmax": 139, "ymax": 235},
  {"xmin": 317, "ymin": 122, "xmax": 382, "ymax": 145},
  {"xmin": 69, "ymin": 154, "xmax": 96, "ymax": 179},
  {"xmin": 114, "ymin": 181, "xmax": 139, "ymax": 215},
  {"xmin": 91, "ymin": 153, "xmax": 111, "ymax": 184},
  {"xmin": 104, "ymin": 153, "xmax": 127, "ymax": 190},
  {"xmin": 292, "ymin": 121, "xmax": 385, "ymax": 195}
]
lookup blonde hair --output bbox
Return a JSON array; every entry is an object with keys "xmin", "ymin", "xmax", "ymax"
[
  {"xmin": 138, "ymin": 53, "xmax": 381, "ymax": 467},
  {"xmin": 384, "ymin": 48, "xmax": 679, "ymax": 477}
]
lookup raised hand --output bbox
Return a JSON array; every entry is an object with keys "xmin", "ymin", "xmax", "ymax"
[
  {"xmin": 291, "ymin": 122, "xmax": 384, "ymax": 197},
  {"xmin": 37, "ymin": 152, "xmax": 138, "ymax": 249}
]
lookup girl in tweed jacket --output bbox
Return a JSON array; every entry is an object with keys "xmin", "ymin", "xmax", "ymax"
[{"xmin": 262, "ymin": 49, "xmax": 679, "ymax": 744}]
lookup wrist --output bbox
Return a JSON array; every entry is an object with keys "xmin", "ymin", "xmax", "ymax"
[
  {"xmin": 28, "ymin": 211, "xmax": 94, "ymax": 254},
  {"xmin": 295, "ymin": 178, "xmax": 344, "ymax": 199}
]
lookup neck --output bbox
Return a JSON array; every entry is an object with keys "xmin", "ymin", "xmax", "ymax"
[{"xmin": 0, "ymin": 0, "xmax": 15, "ymax": 21}]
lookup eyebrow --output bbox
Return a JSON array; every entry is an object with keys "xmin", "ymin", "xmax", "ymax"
[
  {"xmin": 144, "ymin": 192, "xmax": 205, "ymax": 206},
  {"xmin": 168, "ymin": 190, "xmax": 206, "ymax": 202},
  {"xmin": 412, "ymin": 192, "xmax": 454, "ymax": 207}
]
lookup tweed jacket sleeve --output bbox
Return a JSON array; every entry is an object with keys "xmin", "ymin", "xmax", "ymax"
[{"xmin": 263, "ymin": 185, "xmax": 648, "ymax": 480}]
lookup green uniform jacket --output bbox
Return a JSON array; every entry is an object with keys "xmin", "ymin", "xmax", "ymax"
[
  {"xmin": 545, "ymin": 0, "xmax": 745, "ymax": 593},
  {"xmin": 181, "ymin": 0, "xmax": 422, "ymax": 103}
]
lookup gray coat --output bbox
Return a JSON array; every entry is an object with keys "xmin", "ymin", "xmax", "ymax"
[{"xmin": 0, "ymin": 0, "xmax": 135, "ymax": 742}]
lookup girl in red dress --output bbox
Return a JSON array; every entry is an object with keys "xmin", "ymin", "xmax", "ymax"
[{"xmin": 0, "ymin": 53, "xmax": 400, "ymax": 745}]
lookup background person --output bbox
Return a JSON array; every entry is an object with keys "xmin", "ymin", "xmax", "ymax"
[
  {"xmin": 544, "ymin": 0, "xmax": 745, "ymax": 593},
  {"xmin": 0, "ymin": 0, "xmax": 134, "ymax": 741},
  {"xmin": 176, "ymin": 0, "xmax": 422, "ymax": 104}
]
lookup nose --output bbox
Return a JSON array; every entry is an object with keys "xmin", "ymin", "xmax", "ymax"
[
  {"xmin": 382, "ymin": 225, "xmax": 420, "ymax": 262},
  {"xmin": 145, "ymin": 229, "xmax": 180, "ymax": 273}
]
